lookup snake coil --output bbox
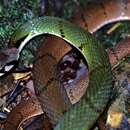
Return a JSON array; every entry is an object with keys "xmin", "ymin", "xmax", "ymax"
[
  {"xmin": 10, "ymin": 16, "xmax": 113, "ymax": 130},
  {"xmin": 4, "ymin": 0, "xmax": 130, "ymax": 129}
]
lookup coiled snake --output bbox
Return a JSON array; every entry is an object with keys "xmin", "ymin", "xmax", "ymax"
[
  {"xmin": 3, "ymin": 0, "xmax": 130, "ymax": 129},
  {"xmin": 10, "ymin": 15, "xmax": 113, "ymax": 130}
]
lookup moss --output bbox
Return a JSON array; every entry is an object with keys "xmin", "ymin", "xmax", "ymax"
[{"xmin": 0, "ymin": 0, "xmax": 39, "ymax": 48}]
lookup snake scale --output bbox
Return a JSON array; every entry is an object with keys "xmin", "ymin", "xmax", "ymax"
[
  {"xmin": 4, "ymin": 37, "xmax": 130, "ymax": 130},
  {"xmin": 3, "ymin": 0, "xmax": 130, "ymax": 130},
  {"xmin": 11, "ymin": 16, "xmax": 113, "ymax": 130}
]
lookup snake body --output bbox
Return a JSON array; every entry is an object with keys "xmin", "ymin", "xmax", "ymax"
[
  {"xmin": 4, "ymin": 0, "xmax": 130, "ymax": 129},
  {"xmin": 10, "ymin": 16, "xmax": 113, "ymax": 130},
  {"xmin": 4, "ymin": 37, "xmax": 130, "ymax": 130}
]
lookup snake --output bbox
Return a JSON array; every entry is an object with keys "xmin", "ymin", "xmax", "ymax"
[
  {"xmin": 3, "ymin": 37, "xmax": 130, "ymax": 130},
  {"xmin": 10, "ymin": 15, "xmax": 113, "ymax": 130},
  {"xmin": 3, "ymin": 0, "xmax": 130, "ymax": 129}
]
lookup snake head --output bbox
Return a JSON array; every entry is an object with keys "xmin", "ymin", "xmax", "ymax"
[{"xmin": 0, "ymin": 48, "xmax": 18, "ymax": 77}]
